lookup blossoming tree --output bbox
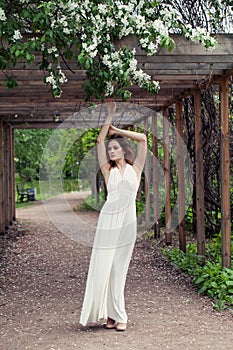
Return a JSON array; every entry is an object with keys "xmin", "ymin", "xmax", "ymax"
[{"xmin": 0, "ymin": 0, "xmax": 221, "ymax": 100}]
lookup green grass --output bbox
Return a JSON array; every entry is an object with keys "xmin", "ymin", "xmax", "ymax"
[{"xmin": 15, "ymin": 177, "xmax": 89, "ymax": 208}]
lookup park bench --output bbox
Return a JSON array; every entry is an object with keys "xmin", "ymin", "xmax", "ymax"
[{"xmin": 16, "ymin": 184, "xmax": 28, "ymax": 203}]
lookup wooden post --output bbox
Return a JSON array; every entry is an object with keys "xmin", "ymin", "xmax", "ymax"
[
  {"xmin": 163, "ymin": 108, "xmax": 172, "ymax": 245},
  {"xmin": 194, "ymin": 89, "xmax": 205, "ymax": 258},
  {"xmin": 220, "ymin": 77, "xmax": 231, "ymax": 268},
  {"xmin": 137, "ymin": 126, "xmax": 143, "ymax": 225},
  {"xmin": 4, "ymin": 123, "xmax": 10, "ymax": 229},
  {"xmin": 0, "ymin": 120, "xmax": 4, "ymax": 234},
  {"xmin": 10, "ymin": 126, "xmax": 16, "ymax": 222},
  {"xmin": 176, "ymin": 100, "xmax": 186, "ymax": 252},
  {"xmin": 152, "ymin": 113, "xmax": 160, "ymax": 238},
  {"xmin": 144, "ymin": 117, "xmax": 150, "ymax": 230}
]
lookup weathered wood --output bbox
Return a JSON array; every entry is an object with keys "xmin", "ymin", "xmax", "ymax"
[
  {"xmin": 163, "ymin": 108, "xmax": 172, "ymax": 245},
  {"xmin": 144, "ymin": 118, "xmax": 151, "ymax": 230},
  {"xmin": 0, "ymin": 120, "xmax": 4, "ymax": 233},
  {"xmin": 136, "ymin": 126, "xmax": 143, "ymax": 225},
  {"xmin": 194, "ymin": 89, "xmax": 205, "ymax": 258},
  {"xmin": 152, "ymin": 113, "xmax": 160, "ymax": 239},
  {"xmin": 0, "ymin": 35, "xmax": 233, "ymax": 124},
  {"xmin": 176, "ymin": 100, "xmax": 186, "ymax": 252},
  {"xmin": 3, "ymin": 123, "xmax": 9, "ymax": 229},
  {"xmin": 220, "ymin": 77, "xmax": 231, "ymax": 268},
  {"xmin": 10, "ymin": 126, "xmax": 16, "ymax": 221},
  {"xmin": 5, "ymin": 53, "xmax": 233, "ymax": 69},
  {"xmin": 116, "ymin": 33, "xmax": 233, "ymax": 56}
]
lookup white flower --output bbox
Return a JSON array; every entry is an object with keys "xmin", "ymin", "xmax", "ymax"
[
  {"xmin": 147, "ymin": 41, "xmax": 158, "ymax": 55},
  {"xmin": 63, "ymin": 27, "xmax": 71, "ymax": 34},
  {"xmin": 152, "ymin": 20, "xmax": 168, "ymax": 36},
  {"xmin": 105, "ymin": 82, "xmax": 114, "ymax": 96},
  {"xmin": 82, "ymin": 38, "xmax": 99, "ymax": 58},
  {"xmin": 47, "ymin": 46, "xmax": 59, "ymax": 57},
  {"xmin": 45, "ymin": 73, "xmax": 57, "ymax": 89},
  {"xmin": 160, "ymin": 5, "xmax": 182, "ymax": 24},
  {"xmin": 129, "ymin": 57, "xmax": 137, "ymax": 71},
  {"xmin": 98, "ymin": 4, "xmax": 108, "ymax": 15},
  {"xmin": 152, "ymin": 80, "xmax": 160, "ymax": 90},
  {"xmin": 58, "ymin": 69, "xmax": 68, "ymax": 84},
  {"xmin": 145, "ymin": 8, "xmax": 155, "ymax": 16},
  {"xmin": 106, "ymin": 17, "xmax": 115, "ymax": 28},
  {"xmin": 81, "ymin": 33, "xmax": 87, "ymax": 41},
  {"xmin": 0, "ymin": 8, "xmax": 6, "ymax": 21},
  {"xmin": 12, "ymin": 30, "xmax": 22, "ymax": 41}
]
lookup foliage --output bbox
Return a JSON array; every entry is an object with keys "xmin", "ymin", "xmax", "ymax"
[
  {"xmin": 195, "ymin": 262, "xmax": 233, "ymax": 311},
  {"xmin": 0, "ymin": 0, "xmax": 219, "ymax": 100},
  {"xmin": 64, "ymin": 128, "xmax": 99, "ymax": 179},
  {"xmin": 14, "ymin": 129, "xmax": 53, "ymax": 180},
  {"xmin": 167, "ymin": 82, "xmax": 233, "ymax": 237},
  {"xmin": 39, "ymin": 127, "xmax": 99, "ymax": 184},
  {"xmin": 163, "ymin": 244, "xmax": 203, "ymax": 276},
  {"xmin": 79, "ymin": 192, "xmax": 105, "ymax": 212},
  {"xmin": 163, "ymin": 235, "xmax": 233, "ymax": 310}
]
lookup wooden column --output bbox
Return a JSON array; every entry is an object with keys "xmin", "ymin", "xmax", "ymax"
[
  {"xmin": 10, "ymin": 126, "xmax": 16, "ymax": 222},
  {"xmin": 0, "ymin": 120, "xmax": 4, "ymax": 234},
  {"xmin": 137, "ymin": 126, "xmax": 143, "ymax": 225},
  {"xmin": 194, "ymin": 89, "xmax": 205, "ymax": 258},
  {"xmin": 176, "ymin": 100, "xmax": 186, "ymax": 252},
  {"xmin": 220, "ymin": 77, "xmax": 231, "ymax": 268},
  {"xmin": 163, "ymin": 108, "xmax": 172, "ymax": 245},
  {"xmin": 4, "ymin": 123, "xmax": 10, "ymax": 229},
  {"xmin": 144, "ymin": 118, "xmax": 150, "ymax": 230},
  {"xmin": 152, "ymin": 113, "xmax": 160, "ymax": 238}
]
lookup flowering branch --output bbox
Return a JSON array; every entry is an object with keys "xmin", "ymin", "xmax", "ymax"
[{"xmin": 0, "ymin": 0, "xmax": 218, "ymax": 100}]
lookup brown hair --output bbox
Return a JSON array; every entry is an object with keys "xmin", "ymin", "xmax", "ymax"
[{"xmin": 106, "ymin": 134, "xmax": 134, "ymax": 168}]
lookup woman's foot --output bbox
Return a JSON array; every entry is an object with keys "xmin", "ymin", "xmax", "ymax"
[
  {"xmin": 116, "ymin": 322, "xmax": 127, "ymax": 331},
  {"xmin": 105, "ymin": 317, "xmax": 115, "ymax": 329}
]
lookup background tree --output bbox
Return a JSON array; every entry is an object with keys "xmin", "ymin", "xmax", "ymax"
[{"xmin": 14, "ymin": 129, "xmax": 52, "ymax": 181}]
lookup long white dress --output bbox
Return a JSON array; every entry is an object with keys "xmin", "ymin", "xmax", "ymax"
[{"xmin": 79, "ymin": 163, "xmax": 139, "ymax": 326}]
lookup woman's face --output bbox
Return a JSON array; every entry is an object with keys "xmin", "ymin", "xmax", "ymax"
[{"xmin": 107, "ymin": 140, "xmax": 125, "ymax": 161}]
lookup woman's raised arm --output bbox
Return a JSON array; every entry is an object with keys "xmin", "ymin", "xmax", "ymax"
[{"xmin": 97, "ymin": 100, "xmax": 116, "ymax": 181}]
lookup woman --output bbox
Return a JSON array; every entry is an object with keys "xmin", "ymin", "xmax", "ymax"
[{"xmin": 79, "ymin": 100, "xmax": 147, "ymax": 331}]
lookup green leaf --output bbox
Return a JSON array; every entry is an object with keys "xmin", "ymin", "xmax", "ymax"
[
  {"xmin": 199, "ymin": 285, "xmax": 208, "ymax": 294},
  {"xmin": 4, "ymin": 76, "xmax": 18, "ymax": 90},
  {"xmin": 85, "ymin": 59, "xmax": 91, "ymax": 70},
  {"xmin": 15, "ymin": 50, "xmax": 21, "ymax": 57},
  {"xmin": 226, "ymin": 281, "xmax": 233, "ymax": 287}
]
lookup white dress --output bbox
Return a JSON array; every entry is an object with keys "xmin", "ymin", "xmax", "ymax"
[{"xmin": 79, "ymin": 163, "xmax": 139, "ymax": 325}]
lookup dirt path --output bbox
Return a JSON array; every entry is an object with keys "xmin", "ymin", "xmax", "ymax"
[{"xmin": 0, "ymin": 192, "xmax": 233, "ymax": 350}]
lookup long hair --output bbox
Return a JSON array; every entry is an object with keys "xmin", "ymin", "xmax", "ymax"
[{"xmin": 106, "ymin": 134, "xmax": 134, "ymax": 168}]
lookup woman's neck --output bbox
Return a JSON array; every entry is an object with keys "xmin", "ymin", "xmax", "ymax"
[{"xmin": 115, "ymin": 159, "xmax": 127, "ymax": 169}]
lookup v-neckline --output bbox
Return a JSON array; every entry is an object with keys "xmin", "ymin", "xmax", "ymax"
[{"xmin": 116, "ymin": 163, "xmax": 128, "ymax": 178}]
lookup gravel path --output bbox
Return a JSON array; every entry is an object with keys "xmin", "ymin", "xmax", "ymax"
[{"xmin": 0, "ymin": 192, "xmax": 233, "ymax": 350}]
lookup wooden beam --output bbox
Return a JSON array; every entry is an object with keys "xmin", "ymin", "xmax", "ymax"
[
  {"xmin": 220, "ymin": 77, "xmax": 231, "ymax": 268},
  {"xmin": 152, "ymin": 112, "xmax": 160, "ymax": 239},
  {"xmin": 163, "ymin": 108, "xmax": 172, "ymax": 245},
  {"xmin": 194, "ymin": 89, "xmax": 205, "ymax": 258},
  {"xmin": 176, "ymin": 100, "xmax": 186, "ymax": 252}
]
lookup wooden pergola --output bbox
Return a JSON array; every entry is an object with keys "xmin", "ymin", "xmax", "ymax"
[{"xmin": 0, "ymin": 34, "xmax": 232, "ymax": 266}]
